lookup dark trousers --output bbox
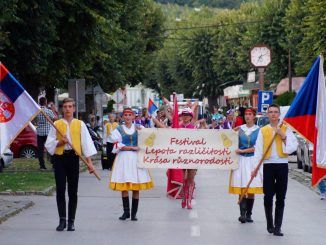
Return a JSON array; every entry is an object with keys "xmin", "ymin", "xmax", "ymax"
[
  {"xmin": 106, "ymin": 142, "xmax": 116, "ymax": 170},
  {"xmin": 263, "ymin": 164, "xmax": 288, "ymax": 210},
  {"xmin": 37, "ymin": 135, "xmax": 47, "ymax": 169},
  {"xmin": 54, "ymin": 153, "xmax": 79, "ymax": 221}
]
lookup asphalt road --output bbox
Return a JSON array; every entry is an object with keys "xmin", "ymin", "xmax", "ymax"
[{"xmin": 0, "ymin": 163, "xmax": 325, "ymax": 245}]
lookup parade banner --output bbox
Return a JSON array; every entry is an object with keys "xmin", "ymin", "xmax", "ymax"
[{"xmin": 138, "ymin": 128, "xmax": 238, "ymax": 169}]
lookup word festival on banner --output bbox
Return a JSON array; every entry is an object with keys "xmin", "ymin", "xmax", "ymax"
[{"xmin": 138, "ymin": 128, "xmax": 239, "ymax": 170}]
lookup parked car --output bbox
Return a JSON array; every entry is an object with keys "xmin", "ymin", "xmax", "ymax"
[
  {"xmin": 0, "ymin": 149, "xmax": 13, "ymax": 172},
  {"xmin": 256, "ymin": 115, "xmax": 269, "ymax": 127},
  {"xmin": 10, "ymin": 123, "xmax": 38, "ymax": 158},
  {"xmin": 296, "ymin": 133, "xmax": 312, "ymax": 173}
]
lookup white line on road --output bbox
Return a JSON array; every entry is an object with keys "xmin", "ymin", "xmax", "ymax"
[
  {"xmin": 189, "ymin": 210, "xmax": 198, "ymax": 219},
  {"xmin": 190, "ymin": 225, "xmax": 201, "ymax": 237}
]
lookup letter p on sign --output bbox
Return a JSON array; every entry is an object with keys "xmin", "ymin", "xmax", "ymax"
[{"xmin": 258, "ymin": 91, "xmax": 273, "ymax": 113}]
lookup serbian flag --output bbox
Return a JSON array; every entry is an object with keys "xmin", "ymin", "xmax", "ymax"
[
  {"xmin": 0, "ymin": 63, "xmax": 40, "ymax": 155},
  {"xmin": 284, "ymin": 55, "xmax": 326, "ymax": 186},
  {"xmin": 148, "ymin": 98, "xmax": 158, "ymax": 115},
  {"xmin": 167, "ymin": 94, "xmax": 184, "ymax": 199}
]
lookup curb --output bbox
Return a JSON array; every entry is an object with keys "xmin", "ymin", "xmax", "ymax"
[
  {"xmin": 0, "ymin": 200, "xmax": 34, "ymax": 224},
  {"xmin": 0, "ymin": 186, "xmax": 55, "ymax": 196}
]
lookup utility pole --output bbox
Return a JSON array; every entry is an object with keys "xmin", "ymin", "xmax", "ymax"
[{"xmin": 288, "ymin": 49, "xmax": 292, "ymax": 92}]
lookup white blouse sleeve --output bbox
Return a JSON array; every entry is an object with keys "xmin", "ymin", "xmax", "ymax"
[
  {"xmin": 45, "ymin": 126, "xmax": 59, "ymax": 156},
  {"xmin": 80, "ymin": 122, "xmax": 97, "ymax": 157},
  {"xmin": 109, "ymin": 128, "xmax": 125, "ymax": 153},
  {"xmin": 283, "ymin": 128, "xmax": 298, "ymax": 154},
  {"xmin": 253, "ymin": 130, "xmax": 264, "ymax": 168}
]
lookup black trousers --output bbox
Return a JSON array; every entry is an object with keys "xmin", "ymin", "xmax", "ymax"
[
  {"xmin": 263, "ymin": 163, "xmax": 288, "ymax": 210},
  {"xmin": 37, "ymin": 135, "xmax": 47, "ymax": 168},
  {"xmin": 54, "ymin": 153, "xmax": 79, "ymax": 221},
  {"xmin": 106, "ymin": 142, "xmax": 116, "ymax": 170}
]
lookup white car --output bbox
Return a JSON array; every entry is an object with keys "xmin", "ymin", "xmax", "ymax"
[{"xmin": 0, "ymin": 149, "xmax": 13, "ymax": 172}]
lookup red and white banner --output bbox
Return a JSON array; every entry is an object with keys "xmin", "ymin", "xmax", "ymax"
[{"xmin": 138, "ymin": 128, "xmax": 239, "ymax": 169}]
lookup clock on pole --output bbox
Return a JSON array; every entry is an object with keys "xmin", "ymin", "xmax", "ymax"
[{"xmin": 249, "ymin": 44, "xmax": 272, "ymax": 90}]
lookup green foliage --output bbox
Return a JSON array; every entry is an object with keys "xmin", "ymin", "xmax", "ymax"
[
  {"xmin": 154, "ymin": 0, "xmax": 255, "ymax": 9},
  {"xmin": 145, "ymin": 0, "xmax": 325, "ymax": 103},
  {"xmin": 274, "ymin": 91, "xmax": 296, "ymax": 106},
  {"xmin": 0, "ymin": 0, "xmax": 165, "ymax": 98}
]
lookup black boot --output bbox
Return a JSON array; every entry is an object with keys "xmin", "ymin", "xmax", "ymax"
[
  {"xmin": 274, "ymin": 207, "xmax": 284, "ymax": 236},
  {"xmin": 119, "ymin": 196, "xmax": 130, "ymax": 220},
  {"xmin": 238, "ymin": 198, "xmax": 247, "ymax": 223},
  {"xmin": 264, "ymin": 205, "xmax": 274, "ymax": 234},
  {"xmin": 245, "ymin": 198, "xmax": 254, "ymax": 223},
  {"xmin": 131, "ymin": 198, "xmax": 139, "ymax": 221},
  {"xmin": 56, "ymin": 218, "xmax": 66, "ymax": 231},
  {"xmin": 67, "ymin": 220, "xmax": 75, "ymax": 231}
]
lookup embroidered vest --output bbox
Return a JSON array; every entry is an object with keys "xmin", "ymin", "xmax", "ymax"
[
  {"xmin": 106, "ymin": 122, "xmax": 119, "ymax": 136},
  {"xmin": 117, "ymin": 125, "xmax": 138, "ymax": 146},
  {"xmin": 238, "ymin": 127, "xmax": 260, "ymax": 157},
  {"xmin": 54, "ymin": 119, "xmax": 82, "ymax": 155},
  {"xmin": 261, "ymin": 124, "xmax": 288, "ymax": 159}
]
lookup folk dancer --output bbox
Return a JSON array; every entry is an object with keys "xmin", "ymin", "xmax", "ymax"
[
  {"xmin": 253, "ymin": 104, "xmax": 297, "ymax": 236},
  {"xmin": 45, "ymin": 98, "xmax": 96, "ymax": 231},
  {"xmin": 109, "ymin": 108, "xmax": 154, "ymax": 221},
  {"xmin": 229, "ymin": 108, "xmax": 263, "ymax": 223}
]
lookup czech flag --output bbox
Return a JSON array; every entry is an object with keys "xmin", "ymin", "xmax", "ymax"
[
  {"xmin": 0, "ymin": 63, "xmax": 40, "ymax": 155},
  {"xmin": 284, "ymin": 55, "xmax": 326, "ymax": 186},
  {"xmin": 147, "ymin": 98, "xmax": 158, "ymax": 115}
]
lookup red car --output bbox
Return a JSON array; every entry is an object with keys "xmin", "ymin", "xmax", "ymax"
[{"xmin": 10, "ymin": 124, "xmax": 38, "ymax": 158}]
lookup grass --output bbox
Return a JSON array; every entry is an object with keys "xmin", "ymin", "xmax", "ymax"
[
  {"xmin": 0, "ymin": 158, "xmax": 54, "ymax": 192},
  {"xmin": 0, "ymin": 154, "xmax": 99, "ymax": 192}
]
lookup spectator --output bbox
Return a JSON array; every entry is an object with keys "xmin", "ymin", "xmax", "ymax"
[
  {"xmin": 318, "ymin": 178, "xmax": 326, "ymax": 200},
  {"xmin": 35, "ymin": 97, "xmax": 57, "ymax": 170}
]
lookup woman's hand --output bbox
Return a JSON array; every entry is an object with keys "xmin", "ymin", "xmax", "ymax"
[{"xmin": 235, "ymin": 149, "xmax": 242, "ymax": 154}]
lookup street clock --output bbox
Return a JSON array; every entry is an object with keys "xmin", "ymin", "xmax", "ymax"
[{"xmin": 250, "ymin": 44, "xmax": 272, "ymax": 68}]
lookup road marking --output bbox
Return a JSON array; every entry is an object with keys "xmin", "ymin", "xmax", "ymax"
[
  {"xmin": 190, "ymin": 225, "xmax": 200, "ymax": 237},
  {"xmin": 189, "ymin": 210, "xmax": 198, "ymax": 219}
]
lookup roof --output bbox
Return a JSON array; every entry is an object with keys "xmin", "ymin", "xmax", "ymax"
[{"xmin": 275, "ymin": 77, "xmax": 306, "ymax": 96}]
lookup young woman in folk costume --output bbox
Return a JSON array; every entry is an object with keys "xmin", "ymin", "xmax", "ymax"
[
  {"xmin": 178, "ymin": 107, "xmax": 198, "ymax": 209},
  {"xmin": 109, "ymin": 108, "xmax": 154, "ymax": 221},
  {"xmin": 229, "ymin": 108, "xmax": 263, "ymax": 223}
]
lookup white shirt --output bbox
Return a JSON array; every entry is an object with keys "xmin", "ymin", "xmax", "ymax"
[
  {"xmin": 254, "ymin": 125, "xmax": 298, "ymax": 164},
  {"xmin": 45, "ymin": 119, "xmax": 97, "ymax": 157}
]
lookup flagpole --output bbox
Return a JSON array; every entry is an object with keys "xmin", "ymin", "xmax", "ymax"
[
  {"xmin": 40, "ymin": 110, "xmax": 101, "ymax": 180},
  {"xmin": 238, "ymin": 123, "xmax": 283, "ymax": 204}
]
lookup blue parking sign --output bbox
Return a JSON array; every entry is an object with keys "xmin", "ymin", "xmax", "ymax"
[{"xmin": 258, "ymin": 91, "xmax": 273, "ymax": 113}]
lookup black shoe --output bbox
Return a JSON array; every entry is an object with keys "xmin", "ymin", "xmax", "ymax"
[
  {"xmin": 274, "ymin": 207, "xmax": 284, "ymax": 236},
  {"xmin": 119, "ymin": 196, "xmax": 130, "ymax": 220},
  {"xmin": 131, "ymin": 198, "xmax": 139, "ymax": 221},
  {"xmin": 56, "ymin": 218, "xmax": 66, "ymax": 231},
  {"xmin": 40, "ymin": 167, "xmax": 47, "ymax": 171},
  {"xmin": 245, "ymin": 198, "xmax": 254, "ymax": 223},
  {"xmin": 67, "ymin": 221, "xmax": 75, "ymax": 231},
  {"xmin": 273, "ymin": 228, "xmax": 284, "ymax": 236},
  {"xmin": 238, "ymin": 198, "xmax": 246, "ymax": 223},
  {"xmin": 119, "ymin": 212, "xmax": 130, "ymax": 220},
  {"xmin": 264, "ymin": 205, "xmax": 274, "ymax": 234}
]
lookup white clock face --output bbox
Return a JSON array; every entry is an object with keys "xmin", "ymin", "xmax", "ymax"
[{"xmin": 250, "ymin": 46, "xmax": 271, "ymax": 67}]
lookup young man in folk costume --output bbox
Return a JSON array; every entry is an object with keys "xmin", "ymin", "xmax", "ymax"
[
  {"xmin": 229, "ymin": 108, "xmax": 263, "ymax": 223},
  {"xmin": 109, "ymin": 108, "xmax": 154, "ymax": 221},
  {"xmin": 253, "ymin": 104, "xmax": 297, "ymax": 236},
  {"xmin": 45, "ymin": 98, "xmax": 96, "ymax": 231}
]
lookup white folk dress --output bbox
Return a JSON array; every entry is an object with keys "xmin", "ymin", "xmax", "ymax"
[
  {"xmin": 229, "ymin": 124, "xmax": 263, "ymax": 195},
  {"xmin": 109, "ymin": 124, "xmax": 154, "ymax": 191}
]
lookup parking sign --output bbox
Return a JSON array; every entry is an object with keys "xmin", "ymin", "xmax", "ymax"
[{"xmin": 258, "ymin": 91, "xmax": 273, "ymax": 113}]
